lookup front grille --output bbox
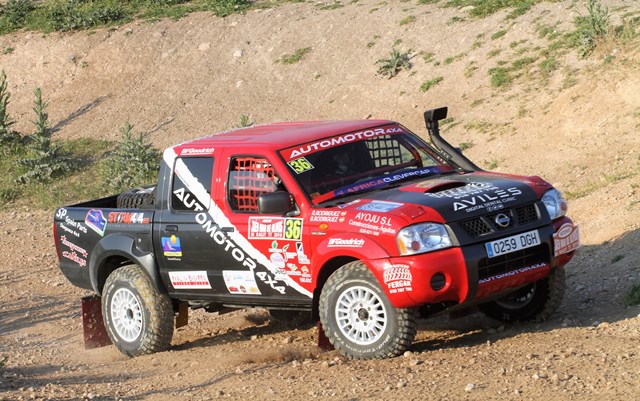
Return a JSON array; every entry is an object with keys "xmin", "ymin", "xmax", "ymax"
[
  {"xmin": 460, "ymin": 218, "xmax": 492, "ymax": 237},
  {"xmin": 478, "ymin": 243, "xmax": 549, "ymax": 282},
  {"xmin": 515, "ymin": 204, "xmax": 538, "ymax": 225},
  {"xmin": 456, "ymin": 203, "xmax": 541, "ymax": 240}
]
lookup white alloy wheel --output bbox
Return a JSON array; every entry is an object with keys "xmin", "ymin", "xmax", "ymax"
[
  {"xmin": 335, "ymin": 285, "xmax": 387, "ymax": 346},
  {"xmin": 110, "ymin": 287, "xmax": 143, "ymax": 342}
]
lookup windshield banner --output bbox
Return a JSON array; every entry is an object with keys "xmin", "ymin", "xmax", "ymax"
[
  {"xmin": 280, "ymin": 125, "xmax": 404, "ymax": 161},
  {"xmin": 311, "ymin": 166, "xmax": 449, "ymax": 204}
]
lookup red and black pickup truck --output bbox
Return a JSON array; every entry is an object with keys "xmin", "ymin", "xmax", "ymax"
[{"xmin": 53, "ymin": 107, "xmax": 580, "ymax": 359}]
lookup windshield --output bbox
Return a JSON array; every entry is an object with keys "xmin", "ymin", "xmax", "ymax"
[{"xmin": 279, "ymin": 124, "xmax": 455, "ymax": 204}]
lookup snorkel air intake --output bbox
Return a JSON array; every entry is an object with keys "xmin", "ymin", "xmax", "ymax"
[{"xmin": 424, "ymin": 107, "xmax": 482, "ymax": 172}]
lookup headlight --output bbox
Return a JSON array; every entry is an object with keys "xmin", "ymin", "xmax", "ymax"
[
  {"xmin": 542, "ymin": 189, "xmax": 567, "ymax": 220},
  {"xmin": 397, "ymin": 223, "xmax": 452, "ymax": 255}
]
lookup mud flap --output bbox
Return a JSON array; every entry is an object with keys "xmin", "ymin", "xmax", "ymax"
[
  {"xmin": 317, "ymin": 322, "xmax": 334, "ymax": 351},
  {"xmin": 81, "ymin": 295, "xmax": 112, "ymax": 349},
  {"xmin": 175, "ymin": 302, "xmax": 189, "ymax": 329}
]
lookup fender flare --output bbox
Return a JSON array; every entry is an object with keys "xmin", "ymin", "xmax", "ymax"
[{"xmin": 89, "ymin": 234, "xmax": 165, "ymax": 295}]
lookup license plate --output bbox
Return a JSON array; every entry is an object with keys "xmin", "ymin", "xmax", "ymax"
[{"xmin": 485, "ymin": 230, "xmax": 541, "ymax": 258}]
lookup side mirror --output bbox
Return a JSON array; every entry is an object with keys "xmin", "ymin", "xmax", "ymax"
[{"xmin": 258, "ymin": 191, "xmax": 293, "ymax": 214}]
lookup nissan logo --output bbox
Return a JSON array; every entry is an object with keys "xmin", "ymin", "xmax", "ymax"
[{"xmin": 495, "ymin": 213, "xmax": 511, "ymax": 228}]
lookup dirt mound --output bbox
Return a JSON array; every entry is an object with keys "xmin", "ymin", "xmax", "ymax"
[{"xmin": 1, "ymin": 1, "xmax": 639, "ymax": 399}]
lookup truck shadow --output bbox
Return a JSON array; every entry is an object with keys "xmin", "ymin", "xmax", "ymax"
[
  {"xmin": 411, "ymin": 228, "xmax": 640, "ymax": 352},
  {"xmin": 175, "ymin": 229, "xmax": 639, "ymax": 355}
]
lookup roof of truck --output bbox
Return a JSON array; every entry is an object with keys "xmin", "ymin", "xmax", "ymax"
[{"xmin": 173, "ymin": 119, "xmax": 396, "ymax": 151}]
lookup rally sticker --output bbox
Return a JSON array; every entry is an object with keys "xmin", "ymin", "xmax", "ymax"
[
  {"xmin": 287, "ymin": 157, "xmax": 314, "ymax": 174},
  {"xmin": 169, "ymin": 271, "xmax": 211, "ymax": 289},
  {"xmin": 553, "ymin": 223, "xmax": 580, "ymax": 256},
  {"xmin": 223, "ymin": 270, "xmax": 261, "ymax": 295},
  {"xmin": 248, "ymin": 217, "xmax": 303, "ymax": 240},
  {"xmin": 356, "ymin": 200, "xmax": 403, "ymax": 212},
  {"xmin": 85, "ymin": 209, "xmax": 107, "ymax": 236},
  {"xmin": 383, "ymin": 264, "xmax": 413, "ymax": 294},
  {"xmin": 162, "ymin": 235, "xmax": 183, "ymax": 257}
]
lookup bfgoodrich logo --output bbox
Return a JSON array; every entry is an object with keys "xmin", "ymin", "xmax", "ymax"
[{"xmin": 327, "ymin": 238, "xmax": 365, "ymax": 248}]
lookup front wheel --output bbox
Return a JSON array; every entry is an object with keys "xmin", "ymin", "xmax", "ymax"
[
  {"xmin": 479, "ymin": 267, "xmax": 566, "ymax": 323},
  {"xmin": 319, "ymin": 261, "xmax": 417, "ymax": 359},
  {"xmin": 102, "ymin": 265, "xmax": 174, "ymax": 357}
]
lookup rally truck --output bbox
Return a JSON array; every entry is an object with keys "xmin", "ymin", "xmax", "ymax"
[{"xmin": 53, "ymin": 107, "xmax": 580, "ymax": 359}]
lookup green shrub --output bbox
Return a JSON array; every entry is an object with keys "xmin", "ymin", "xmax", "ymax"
[
  {"xmin": 0, "ymin": 0, "xmax": 35, "ymax": 32},
  {"xmin": 0, "ymin": 71, "xmax": 20, "ymax": 149},
  {"xmin": 41, "ymin": 0, "xmax": 126, "ymax": 32},
  {"xmin": 102, "ymin": 121, "xmax": 160, "ymax": 192},
  {"xmin": 625, "ymin": 284, "xmax": 640, "ymax": 306},
  {"xmin": 539, "ymin": 57, "xmax": 559, "ymax": 76},
  {"xmin": 400, "ymin": 15, "xmax": 416, "ymax": 26},
  {"xmin": 420, "ymin": 76, "xmax": 443, "ymax": 92},
  {"xmin": 574, "ymin": 0, "xmax": 610, "ymax": 57},
  {"xmin": 277, "ymin": 47, "xmax": 312, "ymax": 65},
  {"xmin": 238, "ymin": 114, "xmax": 253, "ymax": 128},
  {"xmin": 16, "ymin": 88, "xmax": 73, "ymax": 184},
  {"xmin": 376, "ymin": 48, "xmax": 412, "ymax": 78},
  {"xmin": 202, "ymin": 0, "xmax": 250, "ymax": 17},
  {"xmin": 489, "ymin": 67, "xmax": 512, "ymax": 87}
]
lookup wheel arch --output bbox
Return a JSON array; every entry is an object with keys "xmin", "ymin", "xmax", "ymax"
[
  {"xmin": 89, "ymin": 234, "xmax": 166, "ymax": 296},
  {"xmin": 312, "ymin": 256, "xmax": 358, "ymax": 321}
]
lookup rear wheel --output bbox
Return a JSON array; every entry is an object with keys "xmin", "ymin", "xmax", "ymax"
[
  {"xmin": 102, "ymin": 265, "xmax": 174, "ymax": 357},
  {"xmin": 319, "ymin": 261, "xmax": 417, "ymax": 359},
  {"xmin": 479, "ymin": 267, "xmax": 566, "ymax": 323}
]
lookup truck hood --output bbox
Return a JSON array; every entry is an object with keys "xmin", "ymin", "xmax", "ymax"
[{"xmin": 351, "ymin": 172, "xmax": 541, "ymax": 222}]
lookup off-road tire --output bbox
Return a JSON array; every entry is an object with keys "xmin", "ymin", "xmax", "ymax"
[
  {"xmin": 319, "ymin": 261, "xmax": 418, "ymax": 360},
  {"xmin": 479, "ymin": 267, "xmax": 566, "ymax": 323},
  {"xmin": 102, "ymin": 265, "xmax": 174, "ymax": 357},
  {"xmin": 116, "ymin": 187, "xmax": 155, "ymax": 209}
]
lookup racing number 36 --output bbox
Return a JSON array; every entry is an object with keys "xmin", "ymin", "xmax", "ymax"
[
  {"xmin": 288, "ymin": 157, "xmax": 314, "ymax": 174},
  {"xmin": 285, "ymin": 219, "xmax": 302, "ymax": 240}
]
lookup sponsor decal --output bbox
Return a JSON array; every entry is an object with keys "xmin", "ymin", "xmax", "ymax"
[
  {"xmin": 356, "ymin": 200, "xmax": 403, "ymax": 212},
  {"xmin": 479, "ymin": 262, "xmax": 547, "ymax": 285},
  {"xmin": 286, "ymin": 263, "xmax": 302, "ymax": 276},
  {"xmin": 59, "ymin": 230, "xmax": 88, "ymax": 267},
  {"xmin": 425, "ymin": 182, "xmax": 523, "ymax": 213},
  {"xmin": 108, "ymin": 212, "xmax": 150, "ymax": 225},
  {"xmin": 173, "ymin": 187, "xmax": 207, "ymax": 210},
  {"xmin": 333, "ymin": 166, "xmax": 444, "ymax": 198},
  {"xmin": 162, "ymin": 235, "xmax": 183, "ymax": 257},
  {"xmin": 281, "ymin": 126, "xmax": 403, "ymax": 160},
  {"xmin": 287, "ymin": 157, "xmax": 314, "ymax": 174},
  {"xmin": 59, "ymin": 223, "xmax": 80, "ymax": 238},
  {"xmin": 268, "ymin": 241, "xmax": 298, "ymax": 268},
  {"xmin": 60, "ymin": 235, "xmax": 88, "ymax": 258},
  {"xmin": 270, "ymin": 252, "xmax": 285, "ymax": 268},
  {"xmin": 248, "ymin": 217, "xmax": 303, "ymax": 241},
  {"xmin": 85, "ymin": 209, "xmax": 107, "ymax": 236},
  {"xmin": 295, "ymin": 242, "xmax": 310, "ymax": 264},
  {"xmin": 169, "ymin": 271, "xmax": 211, "ymax": 289},
  {"xmin": 62, "ymin": 250, "xmax": 86, "ymax": 267},
  {"xmin": 55, "ymin": 208, "xmax": 67, "ymax": 219},
  {"xmin": 180, "ymin": 147, "xmax": 215, "ymax": 155},
  {"xmin": 63, "ymin": 216, "xmax": 87, "ymax": 235},
  {"xmin": 310, "ymin": 210, "xmax": 346, "ymax": 223},
  {"xmin": 223, "ymin": 270, "xmax": 261, "ymax": 295},
  {"xmin": 553, "ymin": 223, "xmax": 580, "ymax": 256},
  {"xmin": 337, "ymin": 199, "xmax": 361, "ymax": 209},
  {"xmin": 383, "ymin": 264, "xmax": 413, "ymax": 294},
  {"xmin": 327, "ymin": 238, "xmax": 365, "ymax": 248},
  {"xmin": 347, "ymin": 212, "xmax": 395, "ymax": 236},
  {"xmin": 166, "ymin": 148, "xmax": 312, "ymax": 298}
]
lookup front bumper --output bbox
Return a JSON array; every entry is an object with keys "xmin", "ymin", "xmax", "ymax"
[{"xmin": 368, "ymin": 216, "xmax": 578, "ymax": 308}]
